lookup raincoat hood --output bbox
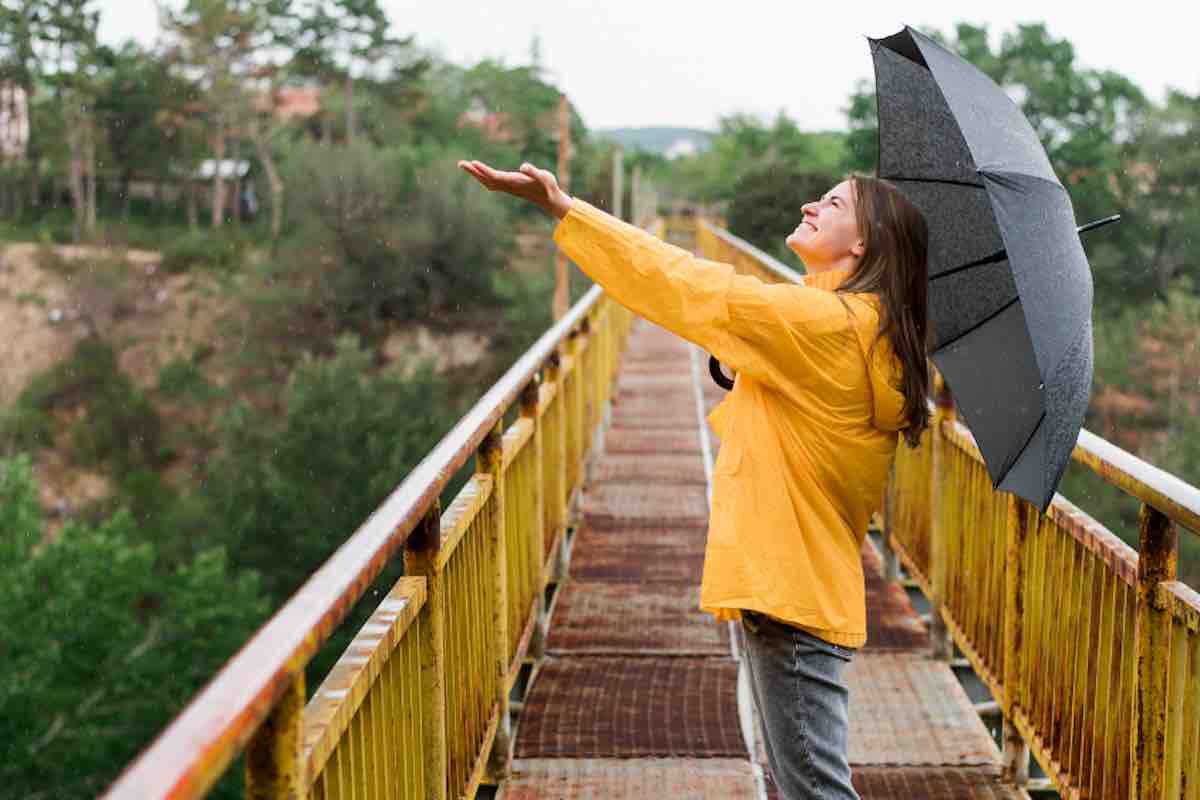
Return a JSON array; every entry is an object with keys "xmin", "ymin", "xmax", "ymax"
[{"xmin": 803, "ymin": 267, "xmax": 909, "ymax": 435}]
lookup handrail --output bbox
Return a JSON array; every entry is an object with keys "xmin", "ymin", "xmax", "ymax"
[
  {"xmin": 695, "ymin": 217, "xmax": 1200, "ymax": 800},
  {"xmin": 103, "ymin": 263, "xmax": 627, "ymax": 798},
  {"xmin": 698, "ymin": 220, "xmax": 806, "ymax": 284}
]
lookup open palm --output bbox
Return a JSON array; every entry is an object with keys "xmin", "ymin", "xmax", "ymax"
[{"xmin": 457, "ymin": 160, "xmax": 572, "ymax": 219}]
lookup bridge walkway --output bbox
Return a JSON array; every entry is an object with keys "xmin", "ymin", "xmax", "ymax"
[{"xmin": 497, "ymin": 317, "xmax": 1027, "ymax": 799}]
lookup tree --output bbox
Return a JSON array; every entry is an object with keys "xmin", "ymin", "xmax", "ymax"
[
  {"xmin": 0, "ymin": 454, "xmax": 270, "ymax": 798},
  {"xmin": 1129, "ymin": 89, "xmax": 1200, "ymax": 293},
  {"xmin": 161, "ymin": 0, "xmax": 295, "ymax": 228},
  {"xmin": 5, "ymin": 0, "xmax": 105, "ymax": 237},
  {"xmin": 91, "ymin": 41, "xmax": 195, "ymax": 219},
  {"xmin": 292, "ymin": 0, "xmax": 396, "ymax": 145},
  {"xmin": 203, "ymin": 335, "xmax": 461, "ymax": 600}
]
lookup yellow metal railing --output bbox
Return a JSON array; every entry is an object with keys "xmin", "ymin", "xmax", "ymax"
[
  {"xmin": 103, "ymin": 243, "xmax": 636, "ymax": 798},
  {"xmin": 697, "ymin": 218, "xmax": 1200, "ymax": 800}
]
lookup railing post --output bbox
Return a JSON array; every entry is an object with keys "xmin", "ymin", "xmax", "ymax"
[
  {"xmin": 521, "ymin": 377, "xmax": 549, "ymax": 661},
  {"xmin": 244, "ymin": 674, "xmax": 305, "ymax": 800},
  {"xmin": 403, "ymin": 502, "xmax": 447, "ymax": 800},
  {"xmin": 565, "ymin": 327, "xmax": 584, "ymax": 529},
  {"xmin": 881, "ymin": 463, "xmax": 900, "ymax": 583},
  {"xmin": 928, "ymin": 371, "xmax": 955, "ymax": 661},
  {"xmin": 1002, "ymin": 492, "xmax": 1030, "ymax": 788},
  {"xmin": 480, "ymin": 421, "xmax": 513, "ymax": 779},
  {"xmin": 544, "ymin": 350, "xmax": 570, "ymax": 586},
  {"xmin": 1133, "ymin": 503, "xmax": 1177, "ymax": 799}
]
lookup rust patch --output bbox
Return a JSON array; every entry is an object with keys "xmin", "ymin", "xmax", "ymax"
[
  {"xmin": 590, "ymin": 454, "xmax": 707, "ymax": 485},
  {"xmin": 569, "ymin": 524, "xmax": 707, "ymax": 583},
  {"xmin": 843, "ymin": 653, "xmax": 1002, "ymax": 767},
  {"xmin": 513, "ymin": 656, "xmax": 746, "ymax": 758},
  {"xmin": 499, "ymin": 758, "xmax": 758, "ymax": 799},
  {"xmin": 761, "ymin": 767, "xmax": 1021, "ymax": 799},
  {"xmin": 547, "ymin": 582, "xmax": 729, "ymax": 655},
  {"xmin": 604, "ymin": 428, "xmax": 702, "ymax": 454},
  {"xmin": 581, "ymin": 481, "xmax": 709, "ymax": 527},
  {"xmin": 862, "ymin": 542, "xmax": 931, "ymax": 651}
]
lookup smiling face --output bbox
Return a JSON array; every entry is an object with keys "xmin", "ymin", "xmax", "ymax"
[{"xmin": 785, "ymin": 179, "xmax": 865, "ymax": 272}]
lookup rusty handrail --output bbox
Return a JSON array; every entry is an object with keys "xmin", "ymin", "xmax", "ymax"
[
  {"xmin": 103, "ymin": 280, "xmax": 614, "ymax": 799},
  {"xmin": 698, "ymin": 219, "xmax": 805, "ymax": 284}
]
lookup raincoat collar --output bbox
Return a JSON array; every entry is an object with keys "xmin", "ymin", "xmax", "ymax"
[{"xmin": 802, "ymin": 266, "xmax": 855, "ymax": 291}]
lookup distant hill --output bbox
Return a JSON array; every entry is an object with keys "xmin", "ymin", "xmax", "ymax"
[{"xmin": 594, "ymin": 127, "xmax": 715, "ymax": 159}]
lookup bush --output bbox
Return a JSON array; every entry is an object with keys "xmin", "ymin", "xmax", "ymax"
[
  {"xmin": 281, "ymin": 142, "xmax": 514, "ymax": 329},
  {"xmin": 204, "ymin": 334, "xmax": 462, "ymax": 602},
  {"xmin": 160, "ymin": 229, "xmax": 250, "ymax": 274},
  {"xmin": 157, "ymin": 357, "xmax": 217, "ymax": 402},
  {"xmin": 0, "ymin": 454, "xmax": 270, "ymax": 798},
  {"xmin": 5, "ymin": 338, "xmax": 165, "ymax": 472}
]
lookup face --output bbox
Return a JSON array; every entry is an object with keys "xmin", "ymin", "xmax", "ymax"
[{"xmin": 786, "ymin": 179, "xmax": 865, "ymax": 269}]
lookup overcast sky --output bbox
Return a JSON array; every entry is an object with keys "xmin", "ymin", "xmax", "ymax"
[{"xmin": 98, "ymin": 1, "xmax": 1200, "ymax": 132}]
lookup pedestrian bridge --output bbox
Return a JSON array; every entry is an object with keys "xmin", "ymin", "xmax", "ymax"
[{"xmin": 104, "ymin": 217, "xmax": 1200, "ymax": 800}]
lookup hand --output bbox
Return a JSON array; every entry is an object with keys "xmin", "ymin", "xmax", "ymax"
[{"xmin": 457, "ymin": 160, "xmax": 573, "ymax": 220}]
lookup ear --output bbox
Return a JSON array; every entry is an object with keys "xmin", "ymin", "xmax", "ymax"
[{"xmin": 850, "ymin": 239, "xmax": 865, "ymax": 258}]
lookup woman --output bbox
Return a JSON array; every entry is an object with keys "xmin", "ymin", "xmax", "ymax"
[{"xmin": 459, "ymin": 159, "xmax": 930, "ymax": 800}]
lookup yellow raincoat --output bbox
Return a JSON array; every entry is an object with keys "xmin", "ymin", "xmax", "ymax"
[{"xmin": 553, "ymin": 199, "xmax": 909, "ymax": 649}]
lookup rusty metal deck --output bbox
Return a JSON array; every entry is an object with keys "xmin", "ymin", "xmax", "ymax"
[{"xmin": 499, "ymin": 319, "xmax": 1020, "ymax": 799}]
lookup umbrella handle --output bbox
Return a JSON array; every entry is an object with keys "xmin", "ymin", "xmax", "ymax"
[
  {"xmin": 1077, "ymin": 214, "xmax": 1121, "ymax": 235},
  {"xmin": 708, "ymin": 355, "xmax": 735, "ymax": 391}
]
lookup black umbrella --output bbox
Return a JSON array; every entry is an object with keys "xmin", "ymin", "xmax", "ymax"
[{"xmin": 868, "ymin": 25, "xmax": 1116, "ymax": 513}]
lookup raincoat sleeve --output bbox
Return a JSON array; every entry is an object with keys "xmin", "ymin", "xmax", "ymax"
[{"xmin": 552, "ymin": 199, "xmax": 851, "ymax": 392}]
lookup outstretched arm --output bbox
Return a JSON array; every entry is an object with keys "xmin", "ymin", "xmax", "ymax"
[{"xmin": 458, "ymin": 159, "xmax": 852, "ymax": 397}]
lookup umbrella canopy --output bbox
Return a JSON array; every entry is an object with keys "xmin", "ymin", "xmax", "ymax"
[{"xmin": 869, "ymin": 26, "xmax": 1095, "ymax": 513}]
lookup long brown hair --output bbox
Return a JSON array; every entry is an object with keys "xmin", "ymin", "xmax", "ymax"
[{"xmin": 835, "ymin": 174, "xmax": 931, "ymax": 448}]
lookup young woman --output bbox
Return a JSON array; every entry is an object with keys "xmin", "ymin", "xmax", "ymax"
[{"xmin": 459, "ymin": 159, "xmax": 931, "ymax": 800}]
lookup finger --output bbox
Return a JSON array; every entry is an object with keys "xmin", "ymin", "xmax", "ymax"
[{"xmin": 521, "ymin": 163, "xmax": 552, "ymax": 191}]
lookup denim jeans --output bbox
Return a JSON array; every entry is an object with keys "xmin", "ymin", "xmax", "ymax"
[{"xmin": 739, "ymin": 610, "xmax": 860, "ymax": 800}]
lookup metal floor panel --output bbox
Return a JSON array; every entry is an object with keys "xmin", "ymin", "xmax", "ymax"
[
  {"xmin": 590, "ymin": 454, "xmax": 708, "ymax": 485},
  {"xmin": 581, "ymin": 481, "xmax": 710, "ymax": 527},
  {"xmin": 604, "ymin": 428, "xmax": 702, "ymax": 454},
  {"xmin": 760, "ymin": 767, "xmax": 1024, "ymax": 800},
  {"xmin": 512, "ymin": 656, "xmax": 746, "ymax": 759},
  {"xmin": 547, "ymin": 582, "xmax": 729, "ymax": 656},
  {"xmin": 498, "ymin": 759, "xmax": 759, "ymax": 800},
  {"xmin": 862, "ymin": 541, "xmax": 932, "ymax": 651},
  {"xmin": 568, "ymin": 524, "xmax": 708, "ymax": 583},
  {"xmin": 843, "ymin": 653, "xmax": 1002, "ymax": 767}
]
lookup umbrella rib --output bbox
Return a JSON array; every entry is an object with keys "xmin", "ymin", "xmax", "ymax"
[
  {"xmin": 883, "ymin": 175, "xmax": 985, "ymax": 190},
  {"xmin": 931, "ymin": 249, "xmax": 1007, "ymax": 282},
  {"xmin": 935, "ymin": 295, "xmax": 1020, "ymax": 353},
  {"xmin": 993, "ymin": 408, "xmax": 1047, "ymax": 490}
]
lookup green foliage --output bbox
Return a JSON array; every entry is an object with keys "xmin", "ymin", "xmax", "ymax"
[
  {"xmin": 279, "ymin": 142, "xmax": 513, "ymax": 329},
  {"xmin": 726, "ymin": 162, "xmax": 840, "ymax": 265},
  {"xmin": 161, "ymin": 228, "xmax": 252, "ymax": 273},
  {"xmin": 488, "ymin": 265, "xmax": 556, "ymax": 369},
  {"xmin": 0, "ymin": 454, "xmax": 270, "ymax": 798},
  {"xmin": 204, "ymin": 334, "xmax": 460, "ymax": 601},
  {"xmin": 157, "ymin": 356, "xmax": 218, "ymax": 401},
  {"xmin": 1, "ymin": 338, "xmax": 165, "ymax": 471},
  {"xmin": 661, "ymin": 112, "xmax": 849, "ymax": 207}
]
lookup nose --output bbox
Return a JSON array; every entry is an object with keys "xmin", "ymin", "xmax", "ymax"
[{"xmin": 801, "ymin": 201, "xmax": 818, "ymax": 220}]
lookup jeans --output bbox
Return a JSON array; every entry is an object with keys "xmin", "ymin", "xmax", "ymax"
[{"xmin": 739, "ymin": 610, "xmax": 860, "ymax": 800}]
